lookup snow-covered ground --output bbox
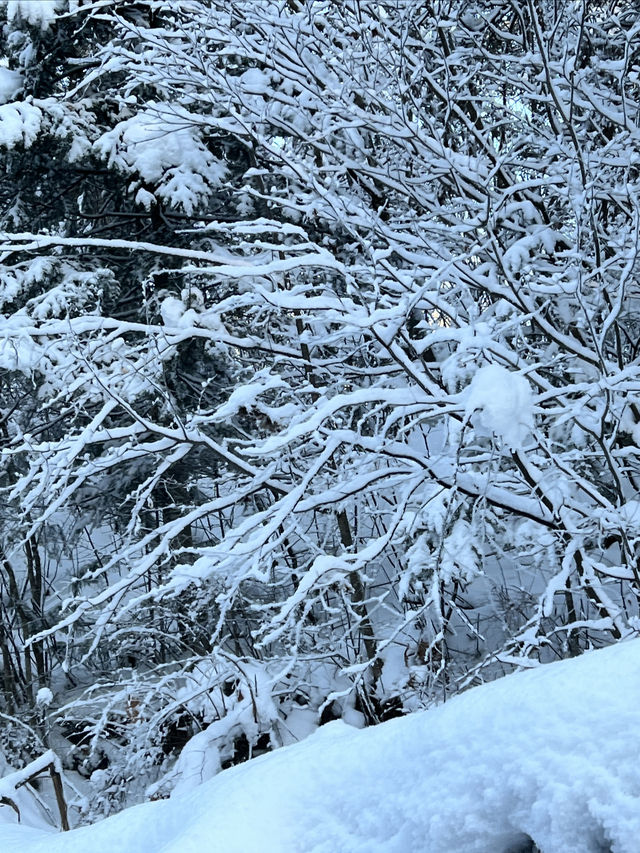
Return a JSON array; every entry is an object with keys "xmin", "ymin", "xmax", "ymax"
[{"xmin": 2, "ymin": 639, "xmax": 640, "ymax": 852}]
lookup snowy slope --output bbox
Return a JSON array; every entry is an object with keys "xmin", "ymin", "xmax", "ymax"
[{"xmin": 3, "ymin": 639, "xmax": 640, "ymax": 853}]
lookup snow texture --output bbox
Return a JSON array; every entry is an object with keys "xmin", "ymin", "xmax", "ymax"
[
  {"xmin": 94, "ymin": 106, "xmax": 226, "ymax": 214},
  {"xmin": 6, "ymin": 1, "xmax": 61, "ymax": 30},
  {"xmin": 465, "ymin": 364, "xmax": 534, "ymax": 449},
  {"xmin": 0, "ymin": 67, "xmax": 22, "ymax": 104},
  {"xmin": 0, "ymin": 101, "xmax": 42, "ymax": 148},
  {"xmin": 36, "ymin": 687, "xmax": 53, "ymax": 708},
  {"xmin": 2, "ymin": 640, "xmax": 640, "ymax": 852},
  {"xmin": 0, "ymin": 750, "xmax": 63, "ymax": 831}
]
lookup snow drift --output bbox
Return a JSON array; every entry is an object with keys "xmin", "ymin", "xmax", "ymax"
[{"xmin": 2, "ymin": 639, "xmax": 640, "ymax": 852}]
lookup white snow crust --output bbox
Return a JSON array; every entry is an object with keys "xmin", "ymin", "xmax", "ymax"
[{"xmin": 2, "ymin": 640, "xmax": 640, "ymax": 852}]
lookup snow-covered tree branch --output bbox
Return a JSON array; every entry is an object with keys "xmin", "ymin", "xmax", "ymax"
[{"xmin": 0, "ymin": 0, "xmax": 639, "ymax": 818}]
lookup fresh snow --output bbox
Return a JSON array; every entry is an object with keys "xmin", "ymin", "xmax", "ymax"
[
  {"xmin": 465, "ymin": 364, "xmax": 534, "ymax": 449},
  {"xmin": 0, "ymin": 67, "xmax": 22, "ymax": 104},
  {"xmin": 5, "ymin": 0, "xmax": 61, "ymax": 30},
  {"xmin": 35, "ymin": 687, "xmax": 54, "ymax": 708},
  {"xmin": 94, "ymin": 106, "xmax": 227, "ymax": 215},
  {"xmin": 0, "ymin": 101, "xmax": 42, "ymax": 148},
  {"xmin": 3, "ymin": 640, "xmax": 640, "ymax": 852}
]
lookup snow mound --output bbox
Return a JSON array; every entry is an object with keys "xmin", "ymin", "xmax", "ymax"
[
  {"xmin": 3, "ymin": 640, "xmax": 640, "ymax": 852},
  {"xmin": 0, "ymin": 68, "xmax": 22, "ymax": 104},
  {"xmin": 465, "ymin": 363, "xmax": 533, "ymax": 449},
  {"xmin": 0, "ymin": 100, "xmax": 42, "ymax": 148},
  {"xmin": 94, "ymin": 105, "xmax": 226, "ymax": 214}
]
